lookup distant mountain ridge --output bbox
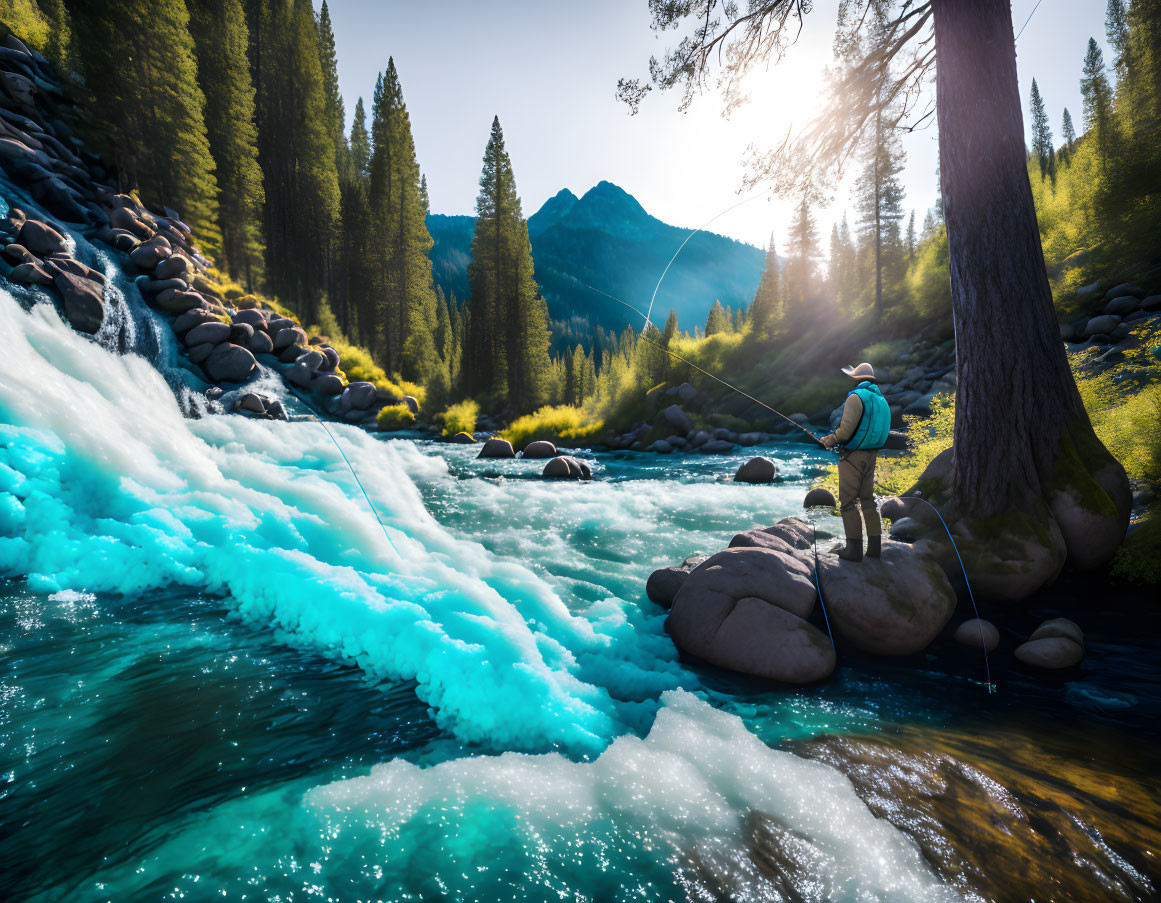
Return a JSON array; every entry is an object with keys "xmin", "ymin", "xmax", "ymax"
[{"xmin": 426, "ymin": 181, "xmax": 765, "ymax": 334}]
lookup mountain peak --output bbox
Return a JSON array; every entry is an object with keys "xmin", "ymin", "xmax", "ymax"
[{"xmin": 528, "ymin": 188, "xmax": 579, "ymax": 238}]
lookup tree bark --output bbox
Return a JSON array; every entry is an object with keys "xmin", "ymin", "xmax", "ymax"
[{"xmin": 932, "ymin": 0, "xmax": 1109, "ymax": 519}]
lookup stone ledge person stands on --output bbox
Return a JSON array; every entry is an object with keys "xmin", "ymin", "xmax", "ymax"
[{"xmin": 820, "ymin": 362, "xmax": 891, "ymax": 562}]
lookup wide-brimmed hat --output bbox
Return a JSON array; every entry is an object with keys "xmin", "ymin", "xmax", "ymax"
[{"xmin": 841, "ymin": 362, "xmax": 876, "ymax": 380}]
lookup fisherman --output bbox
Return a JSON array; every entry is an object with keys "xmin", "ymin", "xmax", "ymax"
[{"xmin": 819, "ymin": 362, "xmax": 891, "ymax": 562}]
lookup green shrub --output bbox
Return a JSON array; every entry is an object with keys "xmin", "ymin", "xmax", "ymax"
[
  {"xmin": 876, "ymin": 392, "xmax": 956, "ymax": 496},
  {"xmin": 376, "ymin": 405, "xmax": 416, "ymax": 431},
  {"xmin": 329, "ymin": 340, "xmax": 405, "ymax": 397},
  {"xmin": 438, "ymin": 399, "xmax": 479, "ymax": 437},
  {"xmin": 503, "ymin": 405, "xmax": 605, "ymax": 450},
  {"xmin": 1112, "ymin": 503, "xmax": 1161, "ymax": 585}
]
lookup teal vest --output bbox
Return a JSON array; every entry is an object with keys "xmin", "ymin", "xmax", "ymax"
[{"xmin": 845, "ymin": 381, "xmax": 890, "ymax": 450}]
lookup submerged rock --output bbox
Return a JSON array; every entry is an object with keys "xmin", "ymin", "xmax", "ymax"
[
  {"xmin": 734, "ymin": 456, "xmax": 777, "ymax": 483},
  {"xmin": 52, "ymin": 270, "xmax": 104, "ymax": 334},
  {"xmin": 542, "ymin": 455, "xmax": 591, "ymax": 480},
  {"xmin": 817, "ymin": 540, "xmax": 955, "ymax": 655},
  {"xmin": 953, "ymin": 618, "xmax": 1000, "ymax": 652},
  {"xmin": 478, "ymin": 437, "xmax": 515, "ymax": 459}
]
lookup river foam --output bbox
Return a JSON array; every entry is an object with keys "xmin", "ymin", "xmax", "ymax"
[{"xmin": 0, "ymin": 289, "xmax": 685, "ymax": 752}]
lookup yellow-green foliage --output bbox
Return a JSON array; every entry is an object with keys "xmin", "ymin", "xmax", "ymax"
[
  {"xmin": 1073, "ymin": 353, "xmax": 1161, "ymax": 488},
  {"xmin": 438, "ymin": 399, "xmax": 479, "ymax": 438},
  {"xmin": 392, "ymin": 377, "xmax": 427, "ymax": 409},
  {"xmin": 904, "ymin": 228, "xmax": 953, "ymax": 319},
  {"xmin": 328, "ymin": 339, "xmax": 404, "ymax": 396},
  {"xmin": 503, "ymin": 405, "xmax": 605, "ymax": 450},
  {"xmin": 876, "ymin": 393, "xmax": 956, "ymax": 496},
  {"xmin": 0, "ymin": 1, "xmax": 50, "ymax": 49},
  {"xmin": 1112, "ymin": 507, "xmax": 1161, "ymax": 585},
  {"xmin": 376, "ymin": 404, "xmax": 416, "ymax": 431},
  {"xmin": 1028, "ymin": 145, "xmax": 1102, "ymax": 271}
]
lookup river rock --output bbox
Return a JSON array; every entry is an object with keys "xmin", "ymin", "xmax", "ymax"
[
  {"xmin": 1104, "ymin": 281, "xmax": 1143, "ymax": 299},
  {"xmin": 728, "ymin": 529, "xmax": 798, "ymax": 556},
  {"xmin": 880, "ymin": 496, "xmax": 908, "ymax": 521},
  {"xmin": 53, "ymin": 270, "xmax": 104, "ymax": 334},
  {"xmin": 1029, "ymin": 617, "xmax": 1084, "ymax": 648},
  {"xmin": 646, "ymin": 566, "xmax": 689, "ymax": 608},
  {"xmin": 184, "ymin": 321, "xmax": 231, "ymax": 347},
  {"xmin": 278, "ymin": 342, "xmax": 307, "ymax": 363},
  {"xmin": 249, "ymin": 330, "xmax": 274, "ymax": 355},
  {"xmin": 734, "ymin": 456, "xmax": 777, "ymax": 484},
  {"xmin": 153, "ymin": 254, "xmax": 188, "ymax": 280},
  {"xmin": 4, "ymin": 242, "xmax": 35, "ymax": 264},
  {"xmin": 187, "ymin": 342, "xmax": 215, "ymax": 364},
  {"xmin": 44, "ymin": 257, "xmax": 105, "ymax": 284},
  {"xmin": 1014, "ymin": 637, "xmax": 1084, "ymax": 669},
  {"xmin": 953, "ymin": 618, "xmax": 1000, "ymax": 652},
  {"xmin": 110, "ymin": 205, "xmax": 153, "ymax": 240},
  {"xmin": 542, "ymin": 456, "xmax": 591, "ymax": 480},
  {"xmin": 1084, "ymin": 314, "xmax": 1121, "ymax": 338},
  {"xmin": 803, "ymin": 487, "xmax": 837, "ymax": 509},
  {"xmin": 699, "ymin": 439, "xmax": 735, "ymax": 454},
  {"xmin": 295, "ymin": 348, "xmax": 325, "ymax": 372},
  {"xmin": 342, "ymin": 381, "xmax": 377, "ymax": 411},
  {"xmin": 235, "ymin": 392, "xmax": 266, "ymax": 414},
  {"xmin": 523, "ymin": 440, "xmax": 557, "ymax": 459},
  {"xmin": 675, "ymin": 382, "xmax": 698, "ymax": 405},
  {"xmin": 129, "ymin": 241, "xmax": 170, "ymax": 270},
  {"xmin": 478, "ymin": 438, "xmax": 515, "ymax": 459},
  {"xmin": 232, "ymin": 308, "xmax": 267, "ymax": 327},
  {"xmin": 204, "ymin": 343, "xmax": 257, "ymax": 383},
  {"xmin": 156, "ymin": 289, "xmax": 204, "ymax": 315},
  {"xmin": 763, "ymin": 518, "xmax": 814, "ymax": 551},
  {"xmin": 312, "ymin": 372, "xmax": 343, "ymax": 396},
  {"xmin": 648, "ymin": 439, "xmax": 673, "ymax": 453},
  {"xmin": 9, "ymin": 261, "xmax": 52, "ymax": 284},
  {"xmin": 285, "ymin": 362, "xmax": 312, "ymax": 388},
  {"xmin": 817, "ymin": 541, "xmax": 955, "ymax": 655},
  {"xmin": 1103, "ymin": 295, "xmax": 1141, "ymax": 317},
  {"xmin": 273, "ymin": 325, "xmax": 307, "ymax": 351},
  {"xmin": 228, "ymin": 322, "xmax": 254, "ymax": 345},
  {"xmin": 663, "ymin": 404, "xmax": 693, "ymax": 434},
  {"xmin": 738, "ymin": 432, "xmax": 768, "ymax": 446},
  {"xmin": 1140, "ymin": 294, "xmax": 1161, "ymax": 311},
  {"xmin": 319, "ymin": 345, "xmax": 339, "ymax": 370},
  {"xmin": 402, "ymin": 395, "xmax": 419, "ymax": 414},
  {"xmin": 450, "ymin": 431, "xmax": 476, "ymax": 443},
  {"xmin": 18, "ymin": 219, "xmax": 67, "ymax": 256},
  {"xmin": 671, "ymin": 546, "xmax": 816, "ymax": 620}
]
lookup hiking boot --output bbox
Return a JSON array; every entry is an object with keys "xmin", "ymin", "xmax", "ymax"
[
  {"xmin": 866, "ymin": 535, "xmax": 881, "ymax": 558},
  {"xmin": 837, "ymin": 540, "xmax": 863, "ymax": 562}
]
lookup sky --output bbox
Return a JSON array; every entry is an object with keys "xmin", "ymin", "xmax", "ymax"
[{"xmin": 320, "ymin": 1, "xmax": 1113, "ymax": 250}]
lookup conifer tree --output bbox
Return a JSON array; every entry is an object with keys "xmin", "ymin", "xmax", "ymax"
[
  {"xmin": 420, "ymin": 174, "xmax": 430, "ymax": 216},
  {"xmin": 1107, "ymin": 0, "xmax": 1133, "ymax": 90},
  {"xmin": 1029, "ymin": 78, "xmax": 1054, "ymax": 181},
  {"xmin": 188, "ymin": 0, "xmax": 265, "ymax": 287},
  {"xmin": 367, "ymin": 58, "xmax": 440, "ymax": 379},
  {"xmin": 349, "ymin": 96, "xmax": 371, "ymax": 177},
  {"xmin": 1059, "ymin": 108, "xmax": 1076, "ymax": 167},
  {"xmin": 72, "ymin": 0, "xmax": 221, "ymax": 249},
  {"xmin": 315, "ymin": 1, "xmax": 348, "ymax": 178},
  {"xmin": 463, "ymin": 117, "xmax": 552, "ymax": 412},
  {"xmin": 854, "ymin": 98, "xmax": 905, "ymax": 314},
  {"xmin": 704, "ymin": 299, "xmax": 728, "ymax": 335},
  {"xmin": 748, "ymin": 234, "xmax": 781, "ymax": 340},
  {"xmin": 905, "ymin": 210, "xmax": 916, "ymax": 258},
  {"xmin": 41, "ymin": 0, "xmax": 74, "ymax": 72},
  {"xmin": 783, "ymin": 193, "xmax": 819, "ymax": 313},
  {"xmin": 1082, "ymin": 37, "xmax": 1116, "ymax": 156}
]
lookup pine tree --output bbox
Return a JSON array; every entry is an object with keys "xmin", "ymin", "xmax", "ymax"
[
  {"xmin": 905, "ymin": 210, "xmax": 916, "ymax": 258},
  {"xmin": 1059, "ymin": 107, "xmax": 1076, "ymax": 167},
  {"xmin": 1107, "ymin": 0, "xmax": 1133, "ymax": 86},
  {"xmin": 72, "ymin": 0, "xmax": 221, "ymax": 248},
  {"xmin": 784, "ymin": 193, "xmax": 819, "ymax": 313},
  {"xmin": 315, "ymin": 1, "xmax": 348, "ymax": 178},
  {"xmin": 704, "ymin": 299, "xmax": 728, "ymax": 336},
  {"xmin": 188, "ymin": 0, "xmax": 265, "ymax": 287},
  {"xmin": 853, "ymin": 94, "xmax": 906, "ymax": 314},
  {"xmin": 1029, "ymin": 78, "xmax": 1054, "ymax": 181},
  {"xmin": 463, "ymin": 117, "xmax": 551, "ymax": 412},
  {"xmin": 419, "ymin": 174, "xmax": 430, "ymax": 216},
  {"xmin": 41, "ymin": 0, "xmax": 74, "ymax": 72},
  {"xmin": 349, "ymin": 96, "xmax": 371, "ymax": 177},
  {"xmin": 748, "ymin": 233, "xmax": 781, "ymax": 339},
  {"xmin": 1082, "ymin": 37, "xmax": 1116, "ymax": 156}
]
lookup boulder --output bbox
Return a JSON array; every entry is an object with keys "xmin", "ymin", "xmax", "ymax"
[
  {"xmin": 285, "ymin": 362, "xmax": 313, "ymax": 388},
  {"xmin": 884, "ymin": 430, "xmax": 908, "ymax": 450},
  {"xmin": 1029, "ymin": 617, "xmax": 1084, "ymax": 648},
  {"xmin": 232, "ymin": 308, "xmax": 267, "ymax": 328},
  {"xmin": 235, "ymin": 393, "xmax": 266, "ymax": 414},
  {"xmin": 295, "ymin": 349, "xmax": 325, "ymax": 372},
  {"xmin": 450, "ymin": 431, "xmax": 477, "ymax": 443},
  {"xmin": 542, "ymin": 455, "xmax": 591, "ymax": 480},
  {"xmin": 1103, "ymin": 295, "xmax": 1141, "ymax": 317},
  {"xmin": 1141, "ymin": 294, "xmax": 1161, "ymax": 311},
  {"xmin": 675, "ymin": 382, "xmax": 698, "ymax": 405},
  {"xmin": 204, "ymin": 343, "xmax": 257, "ymax": 383},
  {"xmin": 699, "ymin": 439, "xmax": 735, "ymax": 454},
  {"xmin": 320, "ymin": 346, "xmax": 340, "ymax": 371},
  {"xmin": 18, "ymin": 219, "xmax": 67, "ymax": 256},
  {"xmin": 523, "ymin": 440, "xmax": 557, "ymax": 459},
  {"xmin": 267, "ymin": 399, "xmax": 287, "ymax": 420},
  {"xmin": 1104, "ymin": 281, "xmax": 1143, "ymax": 299},
  {"xmin": 817, "ymin": 541, "xmax": 956, "ymax": 655},
  {"xmin": 3, "ymin": 242, "xmax": 35, "ymax": 264},
  {"xmin": 1084, "ymin": 314, "xmax": 1122, "ymax": 338},
  {"xmin": 646, "ymin": 566, "xmax": 689, "ymax": 608},
  {"xmin": 662, "ymin": 404, "xmax": 693, "ymax": 434},
  {"xmin": 44, "ymin": 257, "xmax": 105, "ymax": 285},
  {"xmin": 1014, "ymin": 637, "xmax": 1083, "ymax": 670},
  {"xmin": 671, "ymin": 546, "xmax": 816, "ymax": 619},
  {"xmin": 803, "ymin": 487, "xmax": 837, "ymax": 509},
  {"xmin": 311, "ymin": 372, "xmax": 344, "ymax": 396},
  {"xmin": 184, "ymin": 321, "xmax": 231, "ymax": 347},
  {"xmin": 762, "ymin": 518, "xmax": 814, "ymax": 551},
  {"xmin": 153, "ymin": 255, "xmax": 188, "ymax": 280},
  {"xmin": 140, "ymin": 276, "xmax": 187, "ymax": 297},
  {"xmin": 734, "ymin": 456, "xmax": 777, "ymax": 484},
  {"xmin": 229, "ymin": 322, "xmax": 254, "ymax": 345},
  {"xmin": 342, "ymin": 381, "xmax": 377, "ymax": 411},
  {"xmin": 278, "ymin": 342, "xmax": 307, "ymax": 363},
  {"xmin": 52, "ymin": 270, "xmax": 104, "ymax": 334},
  {"xmin": 129, "ymin": 241, "xmax": 170, "ymax": 270},
  {"xmin": 9, "ymin": 261, "xmax": 52, "ymax": 284},
  {"xmin": 738, "ymin": 432, "xmax": 769, "ymax": 447},
  {"xmin": 156, "ymin": 289, "xmax": 205, "ymax": 315},
  {"xmin": 478, "ymin": 438, "xmax": 515, "ymax": 459},
  {"xmin": 648, "ymin": 439, "xmax": 673, "ymax": 453},
  {"xmin": 248, "ymin": 330, "xmax": 274, "ymax": 355},
  {"xmin": 273, "ymin": 325, "xmax": 307, "ymax": 351},
  {"xmin": 187, "ymin": 342, "xmax": 215, "ymax": 364},
  {"xmin": 267, "ymin": 316, "xmax": 297, "ymax": 335},
  {"xmin": 728, "ymin": 530, "xmax": 798, "ymax": 557},
  {"xmin": 879, "ymin": 496, "xmax": 908, "ymax": 521},
  {"xmin": 402, "ymin": 395, "xmax": 419, "ymax": 414},
  {"xmin": 952, "ymin": 618, "xmax": 1000, "ymax": 652},
  {"xmin": 109, "ymin": 205, "xmax": 153, "ymax": 240}
]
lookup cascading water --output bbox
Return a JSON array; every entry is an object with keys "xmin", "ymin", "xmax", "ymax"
[{"xmin": 3, "ymin": 184, "xmax": 1159, "ymax": 901}]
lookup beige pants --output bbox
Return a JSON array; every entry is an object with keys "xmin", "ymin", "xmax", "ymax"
[{"xmin": 838, "ymin": 449, "xmax": 881, "ymax": 539}]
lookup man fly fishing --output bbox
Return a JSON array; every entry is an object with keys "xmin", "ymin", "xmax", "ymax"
[{"xmin": 819, "ymin": 362, "xmax": 891, "ymax": 563}]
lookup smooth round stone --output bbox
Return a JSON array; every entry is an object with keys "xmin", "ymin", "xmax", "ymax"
[
  {"xmin": 522, "ymin": 440, "xmax": 557, "ymax": 459},
  {"xmin": 953, "ymin": 618, "xmax": 1000, "ymax": 652},
  {"xmin": 478, "ymin": 438, "xmax": 515, "ymax": 459},
  {"xmin": 1014, "ymin": 637, "xmax": 1084, "ymax": 670}
]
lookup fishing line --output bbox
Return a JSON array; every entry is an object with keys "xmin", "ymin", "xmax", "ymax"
[
  {"xmin": 644, "ymin": 191, "xmax": 769, "ymax": 330},
  {"xmin": 806, "ymin": 511, "xmax": 837, "ymax": 650},
  {"xmin": 579, "ymin": 281, "xmax": 824, "ymax": 444},
  {"xmin": 308, "ymin": 412, "xmax": 404, "ymax": 563}
]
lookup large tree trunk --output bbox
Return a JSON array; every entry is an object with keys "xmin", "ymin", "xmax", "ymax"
[{"xmin": 924, "ymin": 0, "xmax": 1130, "ymax": 594}]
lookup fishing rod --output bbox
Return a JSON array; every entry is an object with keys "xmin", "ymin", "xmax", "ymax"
[{"xmin": 580, "ymin": 281, "xmax": 826, "ymax": 446}]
